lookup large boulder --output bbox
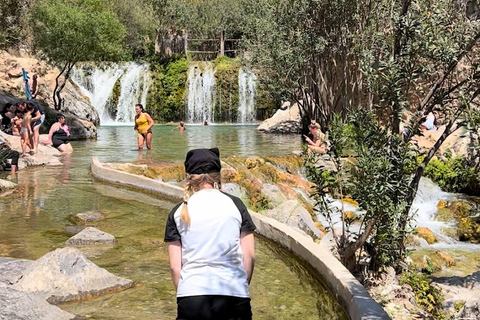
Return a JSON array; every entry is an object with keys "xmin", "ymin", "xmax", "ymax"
[
  {"xmin": 12, "ymin": 247, "xmax": 132, "ymax": 303},
  {"xmin": 1, "ymin": 131, "xmax": 62, "ymax": 168},
  {"xmin": 41, "ymin": 101, "xmax": 97, "ymax": 140},
  {"xmin": 257, "ymin": 102, "xmax": 301, "ymax": 134},
  {"xmin": 0, "ymin": 50, "xmax": 99, "ymax": 137},
  {"xmin": 0, "ymin": 287, "xmax": 75, "ymax": 320},
  {"xmin": 261, "ymin": 183, "xmax": 287, "ymax": 208}
]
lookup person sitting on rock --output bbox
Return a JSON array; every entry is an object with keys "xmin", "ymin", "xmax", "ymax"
[
  {"xmin": 1, "ymin": 103, "xmax": 15, "ymax": 135},
  {"xmin": 42, "ymin": 114, "xmax": 73, "ymax": 153},
  {"xmin": 304, "ymin": 122, "xmax": 328, "ymax": 155},
  {"xmin": 0, "ymin": 134, "xmax": 19, "ymax": 174},
  {"xmin": 420, "ymin": 112, "xmax": 437, "ymax": 131}
]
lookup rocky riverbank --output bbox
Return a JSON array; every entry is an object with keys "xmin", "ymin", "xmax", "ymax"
[
  {"xmin": 0, "ymin": 50, "xmax": 98, "ymax": 139},
  {"xmin": 0, "ymin": 247, "xmax": 133, "ymax": 320}
]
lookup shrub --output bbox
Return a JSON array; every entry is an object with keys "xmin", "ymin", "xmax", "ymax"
[{"xmin": 400, "ymin": 270, "xmax": 446, "ymax": 319}]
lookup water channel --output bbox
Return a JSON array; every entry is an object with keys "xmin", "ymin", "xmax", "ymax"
[{"xmin": 0, "ymin": 125, "xmax": 347, "ymax": 320}]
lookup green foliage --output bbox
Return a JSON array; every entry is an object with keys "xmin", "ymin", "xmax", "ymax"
[
  {"xmin": 213, "ymin": 56, "xmax": 241, "ymax": 122},
  {"xmin": 0, "ymin": 0, "xmax": 29, "ymax": 49},
  {"xmin": 32, "ymin": 0, "xmax": 127, "ymax": 64},
  {"xmin": 147, "ymin": 55, "xmax": 188, "ymax": 122},
  {"xmin": 425, "ymin": 156, "xmax": 474, "ymax": 193},
  {"xmin": 400, "ymin": 270, "xmax": 446, "ymax": 319},
  {"xmin": 108, "ymin": 0, "xmax": 156, "ymax": 58},
  {"xmin": 305, "ymin": 109, "xmax": 417, "ymax": 272}
]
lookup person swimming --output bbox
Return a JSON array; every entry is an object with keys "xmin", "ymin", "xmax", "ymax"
[{"xmin": 172, "ymin": 122, "xmax": 186, "ymax": 133}]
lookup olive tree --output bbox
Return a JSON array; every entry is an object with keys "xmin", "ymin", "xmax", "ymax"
[
  {"xmin": 247, "ymin": 0, "xmax": 480, "ymax": 273},
  {"xmin": 32, "ymin": 0, "xmax": 126, "ymax": 109}
]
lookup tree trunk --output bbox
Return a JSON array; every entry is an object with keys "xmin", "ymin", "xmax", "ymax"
[{"xmin": 53, "ymin": 61, "xmax": 75, "ymax": 111}]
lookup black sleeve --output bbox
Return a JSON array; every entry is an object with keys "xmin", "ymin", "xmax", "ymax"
[
  {"xmin": 164, "ymin": 202, "xmax": 182, "ymax": 242},
  {"xmin": 221, "ymin": 192, "xmax": 256, "ymax": 232}
]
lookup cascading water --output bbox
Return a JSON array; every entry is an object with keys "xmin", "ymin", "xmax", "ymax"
[
  {"xmin": 72, "ymin": 62, "xmax": 151, "ymax": 124},
  {"xmin": 115, "ymin": 63, "xmax": 151, "ymax": 123},
  {"xmin": 238, "ymin": 69, "xmax": 257, "ymax": 124},
  {"xmin": 318, "ymin": 177, "xmax": 480, "ymax": 249},
  {"xmin": 71, "ymin": 65, "xmax": 125, "ymax": 122},
  {"xmin": 187, "ymin": 65, "xmax": 216, "ymax": 124}
]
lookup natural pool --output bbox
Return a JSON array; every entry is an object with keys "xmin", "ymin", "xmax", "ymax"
[{"xmin": 0, "ymin": 125, "xmax": 347, "ymax": 319}]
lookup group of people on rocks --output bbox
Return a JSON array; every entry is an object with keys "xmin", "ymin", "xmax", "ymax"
[
  {"xmin": 0, "ymin": 99, "xmax": 73, "ymax": 174},
  {"xmin": 1, "ymin": 100, "xmax": 45, "ymax": 156}
]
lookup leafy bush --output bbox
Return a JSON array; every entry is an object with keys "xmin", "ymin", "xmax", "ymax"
[
  {"xmin": 425, "ymin": 156, "xmax": 475, "ymax": 193},
  {"xmin": 400, "ymin": 270, "xmax": 445, "ymax": 319}
]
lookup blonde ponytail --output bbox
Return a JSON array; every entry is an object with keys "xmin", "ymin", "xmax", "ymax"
[{"xmin": 179, "ymin": 172, "xmax": 222, "ymax": 226}]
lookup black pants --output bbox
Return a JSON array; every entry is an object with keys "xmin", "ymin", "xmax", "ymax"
[
  {"xmin": 177, "ymin": 295, "xmax": 252, "ymax": 320},
  {"xmin": 0, "ymin": 149, "xmax": 19, "ymax": 166}
]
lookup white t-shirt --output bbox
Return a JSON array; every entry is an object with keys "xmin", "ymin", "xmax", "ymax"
[{"xmin": 164, "ymin": 189, "xmax": 256, "ymax": 298}]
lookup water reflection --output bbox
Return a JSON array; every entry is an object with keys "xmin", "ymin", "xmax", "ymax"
[
  {"xmin": 87, "ymin": 125, "xmax": 301, "ymax": 163},
  {"xmin": 0, "ymin": 126, "xmax": 347, "ymax": 319}
]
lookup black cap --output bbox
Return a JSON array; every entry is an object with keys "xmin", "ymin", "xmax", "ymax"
[{"xmin": 184, "ymin": 148, "xmax": 221, "ymax": 174}]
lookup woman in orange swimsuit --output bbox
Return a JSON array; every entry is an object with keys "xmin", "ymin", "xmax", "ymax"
[{"xmin": 134, "ymin": 104, "xmax": 154, "ymax": 150}]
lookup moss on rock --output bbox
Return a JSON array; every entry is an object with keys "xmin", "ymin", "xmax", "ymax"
[{"xmin": 415, "ymin": 227, "xmax": 437, "ymax": 244}]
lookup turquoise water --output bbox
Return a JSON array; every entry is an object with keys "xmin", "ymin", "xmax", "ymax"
[
  {"xmin": 92, "ymin": 125, "xmax": 302, "ymax": 162},
  {"xmin": 0, "ymin": 126, "xmax": 346, "ymax": 319}
]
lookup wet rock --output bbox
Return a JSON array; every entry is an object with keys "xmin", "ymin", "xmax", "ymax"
[
  {"xmin": 414, "ymin": 227, "xmax": 437, "ymax": 244},
  {"xmin": 342, "ymin": 211, "xmax": 358, "ymax": 223},
  {"xmin": 457, "ymin": 217, "xmax": 480, "ymax": 242},
  {"xmin": 450, "ymin": 201, "xmax": 472, "ymax": 218},
  {"xmin": 13, "ymin": 247, "xmax": 132, "ymax": 303},
  {"xmin": 257, "ymin": 102, "xmax": 301, "ymax": 134},
  {"xmin": 0, "ymin": 178, "xmax": 16, "ymax": 191},
  {"xmin": 266, "ymin": 199, "xmax": 321, "ymax": 239},
  {"xmin": 65, "ymin": 227, "xmax": 116, "ymax": 246},
  {"xmin": 436, "ymin": 207, "xmax": 454, "ymax": 222},
  {"xmin": 221, "ymin": 183, "xmax": 246, "ymax": 200},
  {"xmin": 74, "ymin": 211, "xmax": 105, "ymax": 224},
  {"xmin": 261, "ymin": 184, "xmax": 287, "ymax": 208},
  {"xmin": 245, "ymin": 157, "xmax": 265, "ymax": 169},
  {"xmin": 0, "ymin": 286, "xmax": 75, "ymax": 320},
  {"xmin": 64, "ymin": 225, "xmax": 86, "ymax": 235},
  {"xmin": 437, "ymin": 200, "xmax": 448, "ymax": 209}
]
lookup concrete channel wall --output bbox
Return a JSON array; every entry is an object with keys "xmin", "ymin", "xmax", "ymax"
[{"xmin": 91, "ymin": 156, "xmax": 391, "ymax": 320}]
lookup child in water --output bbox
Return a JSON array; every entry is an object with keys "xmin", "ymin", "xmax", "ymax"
[
  {"xmin": 20, "ymin": 105, "xmax": 34, "ymax": 156},
  {"xmin": 172, "ymin": 122, "xmax": 185, "ymax": 133},
  {"xmin": 11, "ymin": 111, "xmax": 23, "ymax": 136}
]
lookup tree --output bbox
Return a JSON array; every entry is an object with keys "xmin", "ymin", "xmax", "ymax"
[
  {"xmin": 248, "ymin": 0, "xmax": 480, "ymax": 272},
  {"xmin": 32, "ymin": 0, "xmax": 127, "ymax": 110}
]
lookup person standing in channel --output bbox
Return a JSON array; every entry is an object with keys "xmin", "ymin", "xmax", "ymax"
[
  {"xmin": 134, "ymin": 103, "xmax": 154, "ymax": 150},
  {"xmin": 164, "ymin": 148, "xmax": 256, "ymax": 320}
]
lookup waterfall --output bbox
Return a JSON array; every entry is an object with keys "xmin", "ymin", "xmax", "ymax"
[
  {"xmin": 115, "ymin": 63, "xmax": 151, "ymax": 123},
  {"xmin": 72, "ymin": 62, "xmax": 151, "ymax": 124},
  {"xmin": 71, "ymin": 64, "xmax": 125, "ymax": 122},
  {"xmin": 187, "ymin": 65, "xmax": 216, "ymax": 124},
  {"xmin": 238, "ymin": 69, "xmax": 257, "ymax": 124}
]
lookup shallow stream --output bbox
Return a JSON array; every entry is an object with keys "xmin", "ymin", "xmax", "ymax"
[{"xmin": 0, "ymin": 125, "xmax": 347, "ymax": 319}]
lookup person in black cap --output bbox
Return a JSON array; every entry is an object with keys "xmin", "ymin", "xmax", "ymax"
[{"xmin": 164, "ymin": 148, "xmax": 256, "ymax": 320}]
